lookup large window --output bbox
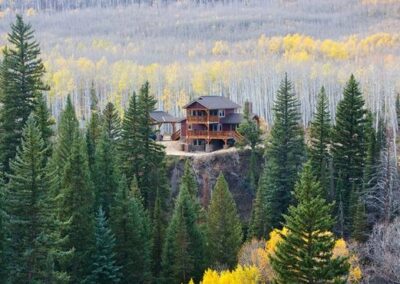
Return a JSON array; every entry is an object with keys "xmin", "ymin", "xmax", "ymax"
[
  {"xmin": 210, "ymin": 109, "xmax": 218, "ymax": 116},
  {"xmin": 210, "ymin": 124, "xmax": 222, "ymax": 131}
]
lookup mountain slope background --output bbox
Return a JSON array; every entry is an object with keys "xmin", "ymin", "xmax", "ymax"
[{"xmin": 0, "ymin": 0, "xmax": 399, "ymax": 129}]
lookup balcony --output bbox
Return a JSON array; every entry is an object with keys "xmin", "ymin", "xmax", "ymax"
[
  {"xmin": 187, "ymin": 130, "xmax": 239, "ymax": 140},
  {"xmin": 187, "ymin": 115, "xmax": 220, "ymax": 123}
]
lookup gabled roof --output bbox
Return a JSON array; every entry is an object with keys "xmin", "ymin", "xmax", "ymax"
[
  {"xmin": 220, "ymin": 113, "xmax": 259, "ymax": 124},
  {"xmin": 183, "ymin": 96, "xmax": 241, "ymax": 110},
  {"xmin": 150, "ymin": 111, "xmax": 181, "ymax": 123},
  {"xmin": 220, "ymin": 113, "xmax": 243, "ymax": 124}
]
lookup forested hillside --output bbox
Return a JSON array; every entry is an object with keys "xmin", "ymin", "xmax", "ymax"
[
  {"xmin": 0, "ymin": 2, "xmax": 399, "ymax": 284},
  {"xmin": 0, "ymin": 0, "xmax": 400, "ymax": 131}
]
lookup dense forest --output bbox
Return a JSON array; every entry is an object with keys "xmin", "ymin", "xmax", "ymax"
[
  {"xmin": 0, "ymin": 0, "xmax": 400, "ymax": 130},
  {"xmin": 0, "ymin": 6, "xmax": 399, "ymax": 284}
]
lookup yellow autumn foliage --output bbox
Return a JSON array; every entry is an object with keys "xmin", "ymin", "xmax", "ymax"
[
  {"xmin": 199, "ymin": 265, "xmax": 260, "ymax": 284},
  {"xmin": 35, "ymin": 31, "xmax": 400, "ymax": 120},
  {"xmin": 333, "ymin": 239, "xmax": 363, "ymax": 283},
  {"xmin": 320, "ymin": 39, "xmax": 349, "ymax": 60},
  {"xmin": 212, "ymin": 41, "xmax": 229, "ymax": 56},
  {"xmin": 238, "ymin": 228, "xmax": 362, "ymax": 283},
  {"xmin": 25, "ymin": 8, "xmax": 37, "ymax": 17}
]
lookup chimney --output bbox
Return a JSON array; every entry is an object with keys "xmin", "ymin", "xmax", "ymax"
[{"xmin": 244, "ymin": 101, "xmax": 253, "ymax": 114}]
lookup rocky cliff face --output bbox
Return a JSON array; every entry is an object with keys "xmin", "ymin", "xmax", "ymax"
[{"xmin": 166, "ymin": 149, "xmax": 264, "ymax": 222}]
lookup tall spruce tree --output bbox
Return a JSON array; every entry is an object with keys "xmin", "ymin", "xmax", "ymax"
[
  {"xmin": 94, "ymin": 126, "xmax": 120, "ymax": 217},
  {"xmin": 33, "ymin": 93, "xmax": 54, "ymax": 159},
  {"xmin": 48, "ymin": 96, "xmax": 80, "ymax": 210},
  {"xmin": 110, "ymin": 175, "xmax": 152, "ymax": 284},
  {"xmin": 180, "ymin": 159, "xmax": 204, "ymax": 219},
  {"xmin": 249, "ymin": 166, "xmax": 272, "ymax": 239},
  {"xmin": 270, "ymin": 162, "xmax": 350, "ymax": 283},
  {"xmin": 119, "ymin": 91, "xmax": 140, "ymax": 182},
  {"xmin": 93, "ymin": 101, "xmax": 121, "ymax": 216},
  {"xmin": 332, "ymin": 74, "xmax": 367, "ymax": 236},
  {"xmin": 0, "ymin": 176, "xmax": 6, "ymax": 280},
  {"xmin": 161, "ymin": 183, "xmax": 206, "ymax": 284},
  {"xmin": 102, "ymin": 102, "xmax": 121, "ymax": 142},
  {"xmin": 262, "ymin": 74, "xmax": 305, "ymax": 229},
  {"xmin": 152, "ymin": 188, "xmax": 164, "ymax": 281},
  {"xmin": 85, "ymin": 207, "xmax": 121, "ymax": 284},
  {"xmin": 309, "ymin": 86, "xmax": 332, "ymax": 198},
  {"xmin": 119, "ymin": 82, "xmax": 168, "ymax": 210},
  {"xmin": 5, "ymin": 116, "xmax": 67, "ymax": 283},
  {"xmin": 86, "ymin": 83, "xmax": 102, "ymax": 176},
  {"xmin": 351, "ymin": 197, "xmax": 368, "ymax": 243},
  {"xmin": 0, "ymin": 15, "xmax": 48, "ymax": 175},
  {"xmin": 363, "ymin": 111, "xmax": 382, "ymax": 192},
  {"xmin": 237, "ymin": 101, "xmax": 262, "ymax": 189},
  {"xmin": 52, "ymin": 96, "xmax": 79, "ymax": 170},
  {"xmin": 59, "ymin": 132, "xmax": 95, "ymax": 283},
  {"xmin": 181, "ymin": 160, "xmax": 198, "ymax": 199},
  {"xmin": 206, "ymin": 173, "xmax": 242, "ymax": 269}
]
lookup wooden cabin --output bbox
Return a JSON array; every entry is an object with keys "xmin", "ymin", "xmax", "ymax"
[{"xmin": 179, "ymin": 96, "xmax": 259, "ymax": 152}]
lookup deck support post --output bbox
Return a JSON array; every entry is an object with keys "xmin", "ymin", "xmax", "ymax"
[
  {"xmin": 205, "ymin": 142, "xmax": 212, "ymax": 152},
  {"xmin": 223, "ymin": 139, "xmax": 229, "ymax": 149},
  {"xmin": 172, "ymin": 122, "xmax": 176, "ymax": 134}
]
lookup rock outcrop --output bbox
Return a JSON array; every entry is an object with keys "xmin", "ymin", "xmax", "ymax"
[{"xmin": 166, "ymin": 149, "xmax": 264, "ymax": 222}]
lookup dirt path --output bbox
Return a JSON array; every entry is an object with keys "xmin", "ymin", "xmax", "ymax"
[{"xmin": 157, "ymin": 140, "xmax": 239, "ymax": 157}]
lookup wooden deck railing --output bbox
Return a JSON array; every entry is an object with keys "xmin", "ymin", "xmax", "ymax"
[
  {"xmin": 187, "ymin": 130, "xmax": 238, "ymax": 139},
  {"xmin": 187, "ymin": 115, "xmax": 220, "ymax": 123}
]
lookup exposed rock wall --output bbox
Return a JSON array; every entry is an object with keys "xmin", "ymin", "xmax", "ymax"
[{"xmin": 166, "ymin": 149, "xmax": 264, "ymax": 222}]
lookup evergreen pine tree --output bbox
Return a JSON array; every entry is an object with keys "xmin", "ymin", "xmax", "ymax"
[
  {"xmin": 161, "ymin": 183, "xmax": 205, "ymax": 283},
  {"xmin": 86, "ymin": 83, "xmax": 102, "ymax": 176},
  {"xmin": 262, "ymin": 74, "xmax": 305, "ymax": 229},
  {"xmin": 181, "ymin": 159, "xmax": 198, "ymax": 199},
  {"xmin": 351, "ymin": 197, "xmax": 368, "ymax": 243},
  {"xmin": 152, "ymin": 189, "xmax": 165, "ymax": 281},
  {"xmin": 136, "ymin": 82, "xmax": 167, "ymax": 209},
  {"xmin": 52, "ymin": 96, "xmax": 79, "ymax": 170},
  {"xmin": 309, "ymin": 86, "xmax": 331, "ymax": 198},
  {"xmin": 33, "ymin": 93, "xmax": 54, "ymax": 159},
  {"xmin": 110, "ymin": 175, "xmax": 152, "ymax": 284},
  {"xmin": 363, "ymin": 111, "xmax": 382, "ymax": 192},
  {"xmin": 94, "ymin": 126, "xmax": 120, "ymax": 217},
  {"xmin": 119, "ymin": 82, "xmax": 168, "ymax": 210},
  {"xmin": 93, "ymin": 101, "xmax": 121, "ymax": 216},
  {"xmin": 102, "ymin": 102, "xmax": 121, "ymax": 142},
  {"xmin": 332, "ymin": 74, "xmax": 367, "ymax": 235},
  {"xmin": 119, "ymin": 91, "xmax": 140, "ymax": 182},
  {"xmin": 180, "ymin": 159, "xmax": 204, "ymax": 221},
  {"xmin": 5, "ymin": 115, "xmax": 67, "ymax": 283},
  {"xmin": 237, "ymin": 101, "xmax": 262, "ymax": 189},
  {"xmin": 0, "ymin": 176, "xmax": 6, "ymax": 280},
  {"xmin": 270, "ymin": 162, "xmax": 350, "ymax": 283},
  {"xmin": 0, "ymin": 15, "xmax": 48, "ymax": 174},
  {"xmin": 249, "ymin": 166, "xmax": 272, "ymax": 239},
  {"xmin": 206, "ymin": 173, "xmax": 242, "ymax": 269},
  {"xmin": 59, "ymin": 132, "xmax": 95, "ymax": 283},
  {"xmin": 48, "ymin": 96, "xmax": 80, "ymax": 212},
  {"xmin": 85, "ymin": 207, "xmax": 121, "ymax": 284}
]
